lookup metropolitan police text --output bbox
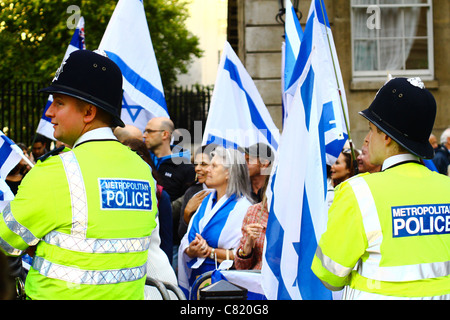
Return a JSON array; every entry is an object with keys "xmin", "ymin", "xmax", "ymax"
[
  {"xmin": 99, "ymin": 179, "xmax": 152, "ymax": 211},
  {"xmin": 392, "ymin": 204, "xmax": 450, "ymax": 237}
]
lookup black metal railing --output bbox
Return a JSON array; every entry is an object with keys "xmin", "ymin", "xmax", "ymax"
[
  {"xmin": 0, "ymin": 81, "xmax": 213, "ymax": 148},
  {"xmin": 165, "ymin": 84, "xmax": 213, "ymax": 133},
  {"xmin": 0, "ymin": 81, "xmax": 47, "ymax": 146}
]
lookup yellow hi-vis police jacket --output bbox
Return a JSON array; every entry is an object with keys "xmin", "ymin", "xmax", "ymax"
[
  {"xmin": 312, "ymin": 154, "xmax": 450, "ymax": 300},
  {"xmin": 0, "ymin": 128, "xmax": 157, "ymax": 300}
]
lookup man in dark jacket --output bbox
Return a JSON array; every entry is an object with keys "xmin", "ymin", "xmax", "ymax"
[{"xmin": 143, "ymin": 117, "xmax": 196, "ymax": 268}]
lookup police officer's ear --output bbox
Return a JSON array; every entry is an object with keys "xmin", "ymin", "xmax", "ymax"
[
  {"xmin": 384, "ymin": 134, "xmax": 394, "ymax": 147},
  {"xmin": 385, "ymin": 135, "xmax": 408, "ymax": 154},
  {"xmin": 82, "ymin": 103, "xmax": 112, "ymax": 126},
  {"xmin": 82, "ymin": 104, "xmax": 97, "ymax": 124}
]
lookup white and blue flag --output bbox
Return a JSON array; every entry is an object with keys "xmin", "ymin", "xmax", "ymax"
[
  {"xmin": 261, "ymin": 0, "xmax": 347, "ymax": 300},
  {"xmin": 36, "ymin": 17, "xmax": 86, "ymax": 140},
  {"xmin": 99, "ymin": 0, "xmax": 169, "ymax": 132},
  {"xmin": 307, "ymin": 0, "xmax": 349, "ymax": 165},
  {"xmin": 282, "ymin": 0, "xmax": 303, "ymax": 123},
  {"xmin": 202, "ymin": 41, "xmax": 280, "ymax": 151},
  {"xmin": 0, "ymin": 132, "xmax": 31, "ymax": 211}
]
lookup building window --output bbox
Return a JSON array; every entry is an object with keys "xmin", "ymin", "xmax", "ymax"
[{"xmin": 351, "ymin": 0, "xmax": 434, "ymax": 81}]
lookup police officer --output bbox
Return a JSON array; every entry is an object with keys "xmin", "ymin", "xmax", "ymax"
[
  {"xmin": 312, "ymin": 77, "xmax": 450, "ymax": 300},
  {"xmin": 0, "ymin": 50, "xmax": 158, "ymax": 299}
]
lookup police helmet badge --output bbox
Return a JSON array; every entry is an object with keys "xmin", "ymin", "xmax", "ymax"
[
  {"xmin": 53, "ymin": 60, "xmax": 66, "ymax": 82},
  {"xmin": 407, "ymin": 77, "xmax": 425, "ymax": 89},
  {"xmin": 93, "ymin": 49, "xmax": 108, "ymax": 57}
]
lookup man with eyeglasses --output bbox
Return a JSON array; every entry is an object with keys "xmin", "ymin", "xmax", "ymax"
[
  {"xmin": 312, "ymin": 77, "xmax": 450, "ymax": 300},
  {"xmin": 143, "ymin": 117, "xmax": 196, "ymax": 267}
]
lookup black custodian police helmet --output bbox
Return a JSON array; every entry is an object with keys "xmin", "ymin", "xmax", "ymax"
[
  {"xmin": 359, "ymin": 77, "xmax": 436, "ymax": 159},
  {"xmin": 40, "ymin": 49, "xmax": 125, "ymax": 127}
]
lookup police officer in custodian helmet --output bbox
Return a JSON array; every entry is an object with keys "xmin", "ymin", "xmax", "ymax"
[
  {"xmin": 312, "ymin": 77, "xmax": 450, "ymax": 300},
  {"xmin": 0, "ymin": 50, "xmax": 158, "ymax": 299}
]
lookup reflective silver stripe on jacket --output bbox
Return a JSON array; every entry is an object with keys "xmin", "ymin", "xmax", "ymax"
[
  {"xmin": 315, "ymin": 246, "xmax": 353, "ymax": 278},
  {"xmin": 32, "ymin": 256, "xmax": 147, "ymax": 285},
  {"xmin": 44, "ymin": 230, "xmax": 151, "ymax": 253},
  {"xmin": 1, "ymin": 203, "xmax": 40, "ymax": 256},
  {"xmin": 0, "ymin": 236, "xmax": 23, "ymax": 256},
  {"xmin": 347, "ymin": 177, "xmax": 383, "ymax": 255},
  {"xmin": 348, "ymin": 177, "xmax": 450, "ymax": 282},
  {"xmin": 60, "ymin": 151, "xmax": 88, "ymax": 238}
]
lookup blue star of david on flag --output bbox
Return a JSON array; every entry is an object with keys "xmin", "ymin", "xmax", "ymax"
[
  {"xmin": 122, "ymin": 95, "xmax": 142, "ymax": 123},
  {"xmin": 119, "ymin": 92, "xmax": 153, "ymax": 132}
]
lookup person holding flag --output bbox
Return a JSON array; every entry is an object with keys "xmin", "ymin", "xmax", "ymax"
[
  {"xmin": 312, "ymin": 77, "xmax": 450, "ymax": 299},
  {"xmin": 0, "ymin": 50, "xmax": 158, "ymax": 300}
]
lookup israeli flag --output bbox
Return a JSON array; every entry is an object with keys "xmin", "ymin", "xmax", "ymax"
[
  {"xmin": 99, "ymin": 0, "xmax": 169, "ymax": 132},
  {"xmin": 261, "ymin": 1, "xmax": 345, "ymax": 300},
  {"xmin": 307, "ymin": 0, "xmax": 349, "ymax": 165},
  {"xmin": 202, "ymin": 41, "xmax": 280, "ymax": 151},
  {"xmin": 282, "ymin": 0, "xmax": 303, "ymax": 123},
  {"xmin": 0, "ymin": 132, "xmax": 30, "ymax": 211},
  {"xmin": 36, "ymin": 17, "xmax": 86, "ymax": 140}
]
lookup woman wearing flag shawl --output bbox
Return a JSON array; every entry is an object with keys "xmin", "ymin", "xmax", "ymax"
[{"xmin": 178, "ymin": 146, "xmax": 253, "ymax": 298}]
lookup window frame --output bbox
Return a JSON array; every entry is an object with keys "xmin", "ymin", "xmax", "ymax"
[{"xmin": 350, "ymin": 0, "xmax": 434, "ymax": 82}]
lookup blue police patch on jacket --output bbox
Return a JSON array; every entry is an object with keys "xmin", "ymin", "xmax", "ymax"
[
  {"xmin": 392, "ymin": 204, "xmax": 450, "ymax": 238},
  {"xmin": 99, "ymin": 178, "xmax": 152, "ymax": 211}
]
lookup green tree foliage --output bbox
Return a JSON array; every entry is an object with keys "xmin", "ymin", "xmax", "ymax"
[{"xmin": 0, "ymin": 0, "xmax": 202, "ymax": 88}]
